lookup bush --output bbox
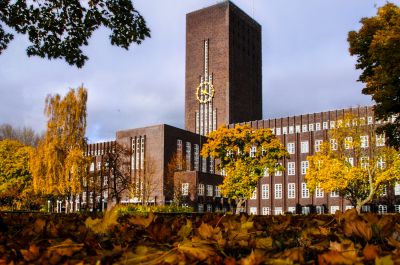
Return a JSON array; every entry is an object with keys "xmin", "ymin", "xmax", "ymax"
[{"xmin": 118, "ymin": 204, "xmax": 194, "ymax": 216}]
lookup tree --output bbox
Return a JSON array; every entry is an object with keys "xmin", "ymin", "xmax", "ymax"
[
  {"xmin": 165, "ymin": 151, "xmax": 188, "ymax": 206},
  {"xmin": 201, "ymin": 125, "xmax": 289, "ymax": 214},
  {"xmin": 0, "ymin": 0, "xmax": 150, "ymax": 67},
  {"xmin": 101, "ymin": 142, "xmax": 131, "ymax": 207},
  {"xmin": 30, "ymin": 86, "xmax": 89, "ymax": 212},
  {"xmin": 348, "ymin": 3, "xmax": 400, "ymax": 148},
  {"xmin": 0, "ymin": 139, "xmax": 41, "ymax": 210},
  {"xmin": 0, "ymin": 123, "xmax": 42, "ymax": 147},
  {"xmin": 305, "ymin": 114, "xmax": 400, "ymax": 213}
]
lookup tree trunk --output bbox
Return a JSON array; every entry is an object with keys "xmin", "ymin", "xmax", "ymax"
[{"xmin": 235, "ymin": 198, "xmax": 246, "ymax": 215}]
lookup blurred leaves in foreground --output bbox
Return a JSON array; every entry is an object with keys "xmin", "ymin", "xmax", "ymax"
[{"xmin": 2, "ymin": 208, "xmax": 400, "ymax": 264}]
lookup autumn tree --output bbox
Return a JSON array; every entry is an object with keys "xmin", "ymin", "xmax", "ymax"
[
  {"xmin": 201, "ymin": 125, "xmax": 289, "ymax": 214},
  {"xmin": 0, "ymin": 1, "xmax": 150, "ymax": 67},
  {"xmin": 305, "ymin": 114, "xmax": 400, "ymax": 213},
  {"xmin": 348, "ymin": 3, "xmax": 400, "ymax": 148},
  {"xmin": 30, "ymin": 86, "xmax": 89, "ymax": 213},
  {"xmin": 101, "ymin": 142, "xmax": 132, "ymax": 207},
  {"xmin": 0, "ymin": 139, "xmax": 42, "ymax": 210},
  {"xmin": 0, "ymin": 123, "xmax": 42, "ymax": 147},
  {"xmin": 140, "ymin": 157, "xmax": 159, "ymax": 206},
  {"xmin": 165, "ymin": 151, "xmax": 188, "ymax": 206}
]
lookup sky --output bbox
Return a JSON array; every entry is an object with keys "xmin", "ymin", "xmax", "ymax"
[{"xmin": 0, "ymin": 0, "xmax": 398, "ymax": 143}]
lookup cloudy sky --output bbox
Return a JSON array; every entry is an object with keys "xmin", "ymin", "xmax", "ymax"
[{"xmin": 0, "ymin": 0, "xmax": 398, "ymax": 143}]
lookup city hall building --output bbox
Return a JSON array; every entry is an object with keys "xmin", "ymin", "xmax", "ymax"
[{"xmin": 82, "ymin": 1, "xmax": 399, "ymax": 214}]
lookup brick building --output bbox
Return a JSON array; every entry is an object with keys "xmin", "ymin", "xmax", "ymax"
[{"xmin": 80, "ymin": 1, "xmax": 399, "ymax": 214}]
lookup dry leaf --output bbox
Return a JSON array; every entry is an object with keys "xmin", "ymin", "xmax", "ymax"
[
  {"xmin": 363, "ymin": 244, "xmax": 379, "ymax": 261},
  {"xmin": 129, "ymin": 212, "xmax": 155, "ymax": 228},
  {"xmin": 48, "ymin": 239, "xmax": 84, "ymax": 257},
  {"xmin": 20, "ymin": 244, "xmax": 40, "ymax": 262}
]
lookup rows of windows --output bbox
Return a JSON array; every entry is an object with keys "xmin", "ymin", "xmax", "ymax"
[{"xmin": 271, "ymin": 115, "xmax": 396, "ymax": 136}]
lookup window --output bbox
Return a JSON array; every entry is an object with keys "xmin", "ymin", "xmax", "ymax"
[
  {"xmin": 361, "ymin": 135, "xmax": 369, "ymax": 148},
  {"xmin": 315, "ymin": 185, "xmax": 324, "ymax": 198},
  {"xmin": 345, "ymin": 205, "xmax": 354, "ymax": 211},
  {"xmin": 361, "ymin": 156, "xmax": 369, "ymax": 169},
  {"xmin": 274, "ymin": 207, "xmax": 283, "ymax": 215},
  {"xmin": 215, "ymin": 186, "xmax": 221, "ymax": 197},
  {"xmin": 368, "ymin": 116, "xmax": 373, "ymax": 125},
  {"xmin": 377, "ymin": 157, "xmax": 385, "ymax": 170},
  {"xmin": 275, "ymin": 184, "xmax": 282, "ymax": 199},
  {"xmin": 301, "ymin": 182, "xmax": 309, "ymax": 198},
  {"xmin": 323, "ymin": 122, "xmax": 328, "ymax": 130},
  {"xmin": 263, "ymin": 168, "xmax": 269, "ymax": 177},
  {"xmin": 289, "ymin": 126, "xmax": 294, "ymax": 134},
  {"xmin": 198, "ymin": 184, "xmax": 204, "ymax": 196},
  {"xmin": 295, "ymin": 125, "xmax": 301, "ymax": 133},
  {"xmin": 275, "ymin": 163, "xmax": 283, "ymax": 176},
  {"xmin": 330, "ymin": 190, "xmax": 339, "ymax": 197},
  {"xmin": 302, "ymin": 124, "xmax": 308, "ymax": 132},
  {"xmin": 276, "ymin": 128, "xmax": 281, "ymax": 135},
  {"xmin": 309, "ymin": 124, "xmax": 314, "ymax": 131},
  {"xmin": 378, "ymin": 205, "xmax": 387, "ymax": 214},
  {"xmin": 288, "ymin": 207, "xmax": 296, "ymax": 213},
  {"xmin": 362, "ymin": 205, "xmax": 370, "ymax": 212},
  {"xmin": 381, "ymin": 185, "xmax": 387, "ymax": 196},
  {"xmin": 287, "ymin": 162, "xmax": 295, "ymax": 175},
  {"xmin": 315, "ymin": 123, "xmax": 321, "ymax": 131},
  {"xmin": 288, "ymin": 183, "xmax": 295, "ymax": 199},
  {"xmin": 330, "ymin": 139, "xmax": 338, "ymax": 150},
  {"xmin": 315, "ymin": 140, "xmax": 323, "ymax": 152},
  {"xmin": 395, "ymin": 205, "xmax": 400, "ymax": 213},
  {"xmin": 301, "ymin": 161, "xmax": 309, "ymax": 175},
  {"xmin": 202, "ymin": 157, "xmax": 207, "ymax": 173},
  {"xmin": 287, "ymin": 142, "xmax": 295, "ymax": 154},
  {"xmin": 177, "ymin": 139, "xmax": 183, "ymax": 170},
  {"xmin": 330, "ymin": 206, "xmax": 340, "ymax": 214},
  {"xmin": 90, "ymin": 162, "xmax": 94, "ymax": 172},
  {"xmin": 182, "ymin": 183, "xmax": 189, "ymax": 196},
  {"xmin": 206, "ymin": 204, "xmax": 212, "ymax": 212},
  {"xmin": 261, "ymin": 184, "xmax": 269, "ymax": 199},
  {"xmin": 301, "ymin": 141, "xmax": 309, "ymax": 153},
  {"xmin": 97, "ymin": 162, "xmax": 101, "ymax": 171},
  {"xmin": 250, "ymin": 146, "xmax": 257, "ymax": 157},
  {"xmin": 262, "ymin": 207, "xmax": 270, "ymax": 215},
  {"xmin": 346, "ymin": 157, "xmax": 354, "ymax": 167},
  {"xmin": 206, "ymin": 185, "xmax": 213, "ymax": 196},
  {"xmin": 330, "ymin": 121, "xmax": 335, "ymax": 129},
  {"xmin": 352, "ymin": 118, "xmax": 358, "ymax": 126},
  {"xmin": 194, "ymin": 144, "xmax": 199, "ymax": 171},
  {"xmin": 302, "ymin": 207, "xmax": 310, "ymax": 215},
  {"xmin": 316, "ymin": 206, "xmax": 324, "ymax": 214},
  {"xmin": 282, "ymin": 127, "xmax": 287, "ymax": 134},
  {"xmin": 250, "ymin": 188, "xmax": 257, "ymax": 200},
  {"xmin": 395, "ymin": 183, "xmax": 400, "ymax": 195},
  {"xmin": 250, "ymin": 207, "xmax": 257, "ymax": 215},
  {"xmin": 186, "ymin": 142, "xmax": 191, "ymax": 171},
  {"xmin": 344, "ymin": 137, "xmax": 353, "ymax": 149},
  {"xmin": 376, "ymin": 134, "xmax": 385, "ymax": 147},
  {"xmin": 209, "ymin": 158, "xmax": 214, "ymax": 173},
  {"xmin": 198, "ymin": 204, "xmax": 204, "ymax": 213}
]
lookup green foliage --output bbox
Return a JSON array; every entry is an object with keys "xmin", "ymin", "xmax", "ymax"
[
  {"xmin": 0, "ymin": 0, "xmax": 150, "ymax": 67},
  {"xmin": 118, "ymin": 204, "xmax": 194, "ymax": 216},
  {"xmin": 201, "ymin": 125, "xmax": 289, "ymax": 211},
  {"xmin": 348, "ymin": 3, "xmax": 400, "ymax": 148},
  {"xmin": 0, "ymin": 139, "xmax": 40, "ymax": 210}
]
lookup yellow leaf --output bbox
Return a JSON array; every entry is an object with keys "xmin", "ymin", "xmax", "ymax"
[
  {"xmin": 177, "ymin": 240, "xmax": 216, "ymax": 261},
  {"xmin": 129, "ymin": 212, "xmax": 155, "ymax": 228},
  {"xmin": 177, "ymin": 219, "xmax": 192, "ymax": 239},
  {"xmin": 255, "ymin": 237, "xmax": 273, "ymax": 249},
  {"xmin": 48, "ymin": 239, "xmax": 83, "ymax": 257},
  {"xmin": 375, "ymin": 255, "xmax": 394, "ymax": 265}
]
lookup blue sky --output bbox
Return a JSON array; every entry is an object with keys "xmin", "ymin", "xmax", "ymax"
[{"xmin": 0, "ymin": 0, "xmax": 398, "ymax": 143}]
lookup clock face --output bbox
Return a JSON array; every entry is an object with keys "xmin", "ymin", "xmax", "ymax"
[{"xmin": 196, "ymin": 81, "xmax": 215, "ymax": 103}]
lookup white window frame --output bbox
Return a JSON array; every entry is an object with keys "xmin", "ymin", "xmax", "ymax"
[
  {"xmin": 289, "ymin": 126, "xmax": 294, "ymax": 134},
  {"xmin": 287, "ymin": 162, "xmax": 295, "ymax": 175},
  {"xmin": 182, "ymin": 183, "xmax": 189, "ymax": 196},
  {"xmin": 301, "ymin": 141, "xmax": 309, "ymax": 153},
  {"xmin": 395, "ymin": 205, "xmax": 400, "ymax": 213},
  {"xmin": 330, "ymin": 139, "xmax": 338, "ymax": 150},
  {"xmin": 315, "ymin": 140, "xmax": 323, "ymax": 152},
  {"xmin": 276, "ymin": 127, "xmax": 281, "ymax": 135},
  {"xmin": 315, "ymin": 185, "xmax": 324, "ymax": 198},
  {"xmin": 378, "ymin": 205, "xmax": 387, "ymax": 214},
  {"xmin": 302, "ymin": 124, "xmax": 308, "ymax": 132},
  {"xmin": 330, "ymin": 206, "xmax": 340, "ymax": 214},
  {"xmin": 330, "ymin": 190, "xmax": 339, "ymax": 197},
  {"xmin": 275, "ymin": 163, "xmax": 283, "ymax": 176},
  {"xmin": 315, "ymin": 123, "xmax": 321, "ymax": 131},
  {"xmin": 301, "ymin": 182, "xmax": 309, "ymax": 198},
  {"xmin": 215, "ymin": 186, "xmax": 221, "ymax": 197},
  {"xmin": 250, "ymin": 188, "xmax": 257, "ymax": 200},
  {"xmin": 395, "ymin": 183, "xmax": 400, "ymax": 196},
  {"xmin": 287, "ymin": 142, "xmax": 295, "ymax": 155},
  {"xmin": 302, "ymin": 206, "xmax": 310, "ymax": 215},
  {"xmin": 330, "ymin": 121, "xmax": 335, "ymax": 129},
  {"xmin": 288, "ymin": 183, "xmax": 295, "ymax": 199},
  {"xmin": 316, "ymin": 205, "xmax": 324, "ymax": 214},
  {"xmin": 198, "ymin": 183, "xmax": 204, "ymax": 196},
  {"xmin": 288, "ymin": 207, "xmax": 296, "ymax": 214},
  {"xmin": 262, "ymin": 207, "xmax": 270, "ymax": 215},
  {"xmin": 295, "ymin": 125, "xmax": 301, "ymax": 133},
  {"xmin": 274, "ymin": 207, "xmax": 283, "ymax": 215},
  {"xmin": 275, "ymin": 184, "xmax": 282, "ymax": 199},
  {"xmin": 206, "ymin": 185, "xmax": 213, "ymax": 196},
  {"xmin": 249, "ymin": 207, "xmax": 257, "ymax": 215},
  {"xmin": 323, "ymin": 122, "xmax": 328, "ymax": 130},
  {"xmin": 282, "ymin": 127, "xmax": 288, "ymax": 135},
  {"xmin": 261, "ymin": 184, "xmax": 269, "ymax": 199},
  {"xmin": 376, "ymin": 134, "xmax": 385, "ymax": 147},
  {"xmin": 344, "ymin": 137, "xmax": 353, "ymax": 150},
  {"xmin": 301, "ymin": 161, "xmax": 309, "ymax": 175},
  {"xmin": 361, "ymin": 135, "xmax": 369, "ymax": 148},
  {"xmin": 309, "ymin": 123, "xmax": 314, "ymax": 131}
]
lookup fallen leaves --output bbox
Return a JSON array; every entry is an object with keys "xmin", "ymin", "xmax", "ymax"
[{"xmin": 2, "ymin": 210, "xmax": 400, "ymax": 264}]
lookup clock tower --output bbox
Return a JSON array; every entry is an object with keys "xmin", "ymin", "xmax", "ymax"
[{"xmin": 185, "ymin": 1, "xmax": 262, "ymax": 135}]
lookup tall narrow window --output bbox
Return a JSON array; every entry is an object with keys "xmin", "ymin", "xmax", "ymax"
[
  {"xmin": 194, "ymin": 144, "xmax": 199, "ymax": 171},
  {"xmin": 250, "ymin": 146, "xmax": 257, "ymax": 157},
  {"xmin": 202, "ymin": 157, "xmax": 207, "ymax": 173},
  {"xmin": 315, "ymin": 185, "xmax": 324, "ymax": 198},
  {"xmin": 209, "ymin": 158, "xmax": 214, "ymax": 173},
  {"xmin": 177, "ymin": 139, "xmax": 183, "ymax": 170},
  {"xmin": 198, "ymin": 184, "xmax": 204, "ymax": 196},
  {"xmin": 330, "ymin": 139, "xmax": 338, "ymax": 150},
  {"xmin": 301, "ymin": 182, "xmax": 309, "ymax": 198},
  {"xmin": 287, "ymin": 162, "xmax": 295, "ymax": 175},
  {"xmin": 186, "ymin": 142, "xmax": 191, "ymax": 171},
  {"xmin": 315, "ymin": 123, "xmax": 321, "ymax": 131},
  {"xmin": 140, "ymin": 137, "xmax": 145, "ymax": 169},
  {"xmin": 301, "ymin": 141, "xmax": 309, "ymax": 153},
  {"xmin": 275, "ymin": 184, "xmax": 282, "ymax": 199},
  {"xmin": 301, "ymin": 161, "xmax": 309, "ymax": 175},
  {"xmin": 315, "ymin": 140, "xmax": 323, "ymax": 152},
  {"xmin": 344, "ymin": 137, "xmax": 353, "ymax": 149},
  {"xmin": 131, "ymin": 139, "xmax": 135, "ymax": 170},
  {"xmin": 182, "ymin": 183, "xmax": 189, "ymax": 196},
  {"xmin": 261, "ymin": 184, "xmax": 269, "ymax": 199},
  {"xmin": 288, "ymin": 183, "xmax": 295, "ymax": 199},
  {"xmin": 361, "ymin": 135, "xmax": 369, "ymax": 148},
  {"xmin": 376, "ymin": 134, "xmax": 385, "ymax": 147},
  {"xmin": 287, "ymin": 143, "xmax": 295, "ymax": 154}
]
